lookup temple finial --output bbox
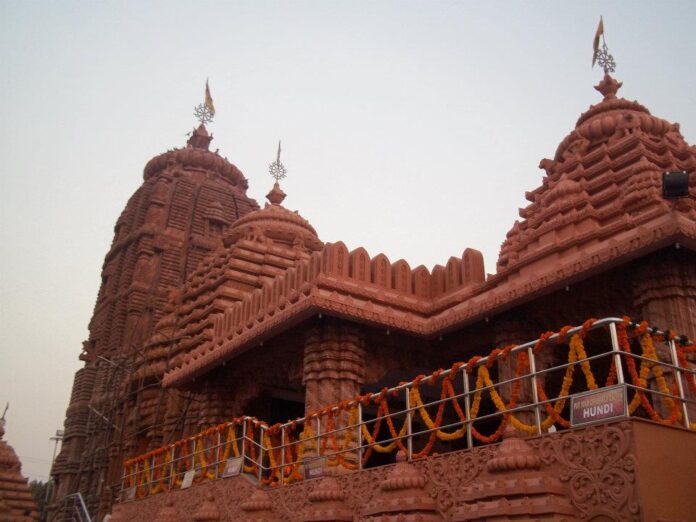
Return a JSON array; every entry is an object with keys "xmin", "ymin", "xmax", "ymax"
[
  {"xmin": 193, "ymin": 79, "xmax": 216, "ymax": 125},
  {"xmin": 269, "ymin": 140, "xmax": 286, "ymax": 182},
  {"xmin": 592, "ymin": 16, "xmax": 616, "ymax": 75},
  {"xmin": 594, "ymin": 74, "xmax": 622, "ymax": 100},
  {"xmin": 266, "ymin": 140, "xmax": 287, "ymax": 205}
]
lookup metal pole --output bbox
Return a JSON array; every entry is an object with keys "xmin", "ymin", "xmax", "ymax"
[
  {"xmin": 357, "ymin": 403, "xmax": 363, "ymax": 470},
  {"xmin": 134, "ymin": 460, "xmax": 140, "ymax": 498},
  {"xmin": 169, "ymin": 446, "xmax": 175, "ymax": 490},
  {"xmin": 280, "ymin": 426, "xmax": 286, "ymax": 484},
  {"xmin": 215, "ymin": 430, "xmax": 221, "ymax": 480},
  {"xmin": 463, "ymin": 369, "xmax": 473, "ymax": 449},
  {"xmin": 609, "ymin": 322, "xmax": 626, "ymax": 384},
  {"xmin": 119, "ymin": 461, "xmax": 126, "ymax": 503},
  {"xmin": 404, "ymin": 387, "xmax": 413, "ymax": 461},
  {"xmin": 527, "ymin": 347, "xmax": 542, "ymax": 435},
  {"xmin": 44, "ymin": 431, "xmax": 62, "ymax": 517},
  {"xmin": 190, "ymin": 438, "xmax": 196, "ymax": 476},
  {"xmin": 241, "ymin": 419, "xmax": 247, "ymax": 471},
  {"xmin": 150, "ymin": 454, "xmax": 156, "ymax": 494},
  {"xmin": 257, "ymin": 425, "xmax": 265, "ymax": 482},
  {"xmin": 315, "ymin": 415, "xmax": 322, "ymax": 459},
  {"xmin": 668, "ymin": 339, "xmax": 691, "ymax": 429}
]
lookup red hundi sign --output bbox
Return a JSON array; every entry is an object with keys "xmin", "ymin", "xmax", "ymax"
[{"xmin": 570, "ymin": 385, "xmax": 627, "ymax": 427}]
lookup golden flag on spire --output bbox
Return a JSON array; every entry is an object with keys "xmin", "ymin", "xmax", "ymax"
[
  {"xmin": 592, "ymin": 16, "xmax": 605, "ymax": 67},
  {"xmin": 204, "ymin": 79, "xmax": 215, "ymax": 116}
]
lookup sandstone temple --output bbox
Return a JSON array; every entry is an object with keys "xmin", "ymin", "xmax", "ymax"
[{"xmin": 48, "ymin": 71, "xmax": 695, "ymax": 522}]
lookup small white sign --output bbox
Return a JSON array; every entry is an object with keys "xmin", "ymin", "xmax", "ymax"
[
  {"xmin": 303, "ymin": 457, "xmax": 326, "ymax": 480},
  {"xmin": 124, "ymin": 487, "xmax": 136, "ymax": 502},
  {"xmin": 180, "ymin": 470, "xmax": 196, "ymax": 489},
  {"xmin": 222, "ymin": 457, "xmax": 243, "ymax": 478}
]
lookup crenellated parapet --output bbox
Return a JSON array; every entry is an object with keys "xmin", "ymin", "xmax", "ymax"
[{"xmin": 164, "ymin": 242, "xmax": 486, "ymax": 386}]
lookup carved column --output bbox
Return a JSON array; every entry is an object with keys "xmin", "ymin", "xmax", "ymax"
[
  {"xmin": 632, "ymin": 251, "xmax": 696, "ymax": 419},
  {"xmin": 302, "ymin": 320, "xmax": 365, "ymax": 466},
  {"xmin": 632, "ymin": 251, "xmax": 696, "ymax": 341},
  {"xmin": 303, "ymin": 321, "xmax": 366, "ymax": 413},
  {"xmin": 491, "ymin": 316, "xmax": 543, "ymax": 435}
]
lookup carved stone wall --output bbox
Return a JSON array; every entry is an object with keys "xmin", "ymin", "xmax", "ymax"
[{"xmin": 113, "ymin": 419, "xmax": 696, "ymax": 522}]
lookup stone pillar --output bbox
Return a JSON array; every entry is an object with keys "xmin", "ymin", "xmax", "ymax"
[
  {"xmin": 491, "ymin": 317, "xmax": 542, "ymax": 435},
  {"xmin": 632, "ymin": 252, "xmax": 696, "ymax": 420},
  {"xmin": 303, "ymin": 321, "xmax": 366, "ymax": 413},
  {"xmin": 302, "ymin": 320, "xmax": 365, "ymax": 468},
  {"xmin": 632, "ymin": 252, "xmax": 696, "ymax": 341}
]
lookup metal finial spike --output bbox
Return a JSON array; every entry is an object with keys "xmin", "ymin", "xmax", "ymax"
[
  {"xmin": 193, "ymin": 80, "xmax": 216, "ymax": 125},
  {"xmin": 597, "ymin": 41, "xmax": 616, "ymax": 74},
  {"xmin": 269, "ymin": 140, "xmax": 287, "ymax": 182},
  {"xmin": 592, "ymin": 16, "xmax": 616, "ymax": 74},
  {"xmin": 194, "ymin": 104, "xmax": 214, "ymax": 125}
]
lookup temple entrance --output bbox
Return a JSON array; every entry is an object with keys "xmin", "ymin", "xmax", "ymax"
[{"xmin": 243, "ymin": 387, "xmax": 305, "ymax": 425}]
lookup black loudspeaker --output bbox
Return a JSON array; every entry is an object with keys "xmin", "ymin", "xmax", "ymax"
[{"xmin": 662, "ymin": 171, "xmax": 690, "ymax": 199}]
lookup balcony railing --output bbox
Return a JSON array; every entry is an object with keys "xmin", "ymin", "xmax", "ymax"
[{"xmin": 120, "ymin": 316, "xmax": 695, "ymax": 501}]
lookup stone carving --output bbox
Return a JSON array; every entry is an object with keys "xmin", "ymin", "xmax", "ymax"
[
  {"xmin": 154, "ymin": 499, "xmax": 182, "ymax": 522},
  {"xmin": 240, "ymin": 487, "xmax": 277, "ymax": 521},
  {"xmin": 301, "ymin": 476, "xmax": 353, "ymax": 521},
  {"xmin": 534, "ymin": 422, "xmax": 639, "ymax": 521},
  {"xmin": 193, "ymin": 493, "xmax": 221, "ymax": 521},
  {"xmin": 419, "ymin": 446, "xmax": 494, "ymax": 515},
  {"xmin": 363, "ymin": 453, "xmax": 443, "ymax": 521}
]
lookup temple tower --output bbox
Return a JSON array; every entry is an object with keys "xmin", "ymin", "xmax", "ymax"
[{"xmin": 50, "ymin": 122, "xmax": 259, "ymax": 519}]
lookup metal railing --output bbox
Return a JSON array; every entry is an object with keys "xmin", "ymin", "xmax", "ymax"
[
  {"xmin": 61, "ymin": 493, "xmax": 92, "ymax": 522},
  {"xmin": 121, "ymin": 317, "xmax": 695, "ymax": 501}
]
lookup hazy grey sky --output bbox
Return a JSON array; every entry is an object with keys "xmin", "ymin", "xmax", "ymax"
[{"xmin": 1, "ymin": 1, "xmax": 694, "ymax": 481}]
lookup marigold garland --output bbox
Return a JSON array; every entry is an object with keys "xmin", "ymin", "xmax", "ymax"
[{"xmin": 125, "ymin": 318, "xmax": 695, "ymax": 499}]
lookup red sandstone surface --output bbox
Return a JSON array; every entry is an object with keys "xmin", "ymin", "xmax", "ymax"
[
  {"xmin": 0, "ymin": 420, "xmax": 39, "ymax": 521},
  {"xmin": 51, "ymin": 74, "xmax": 696, "ymax": 521}
]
